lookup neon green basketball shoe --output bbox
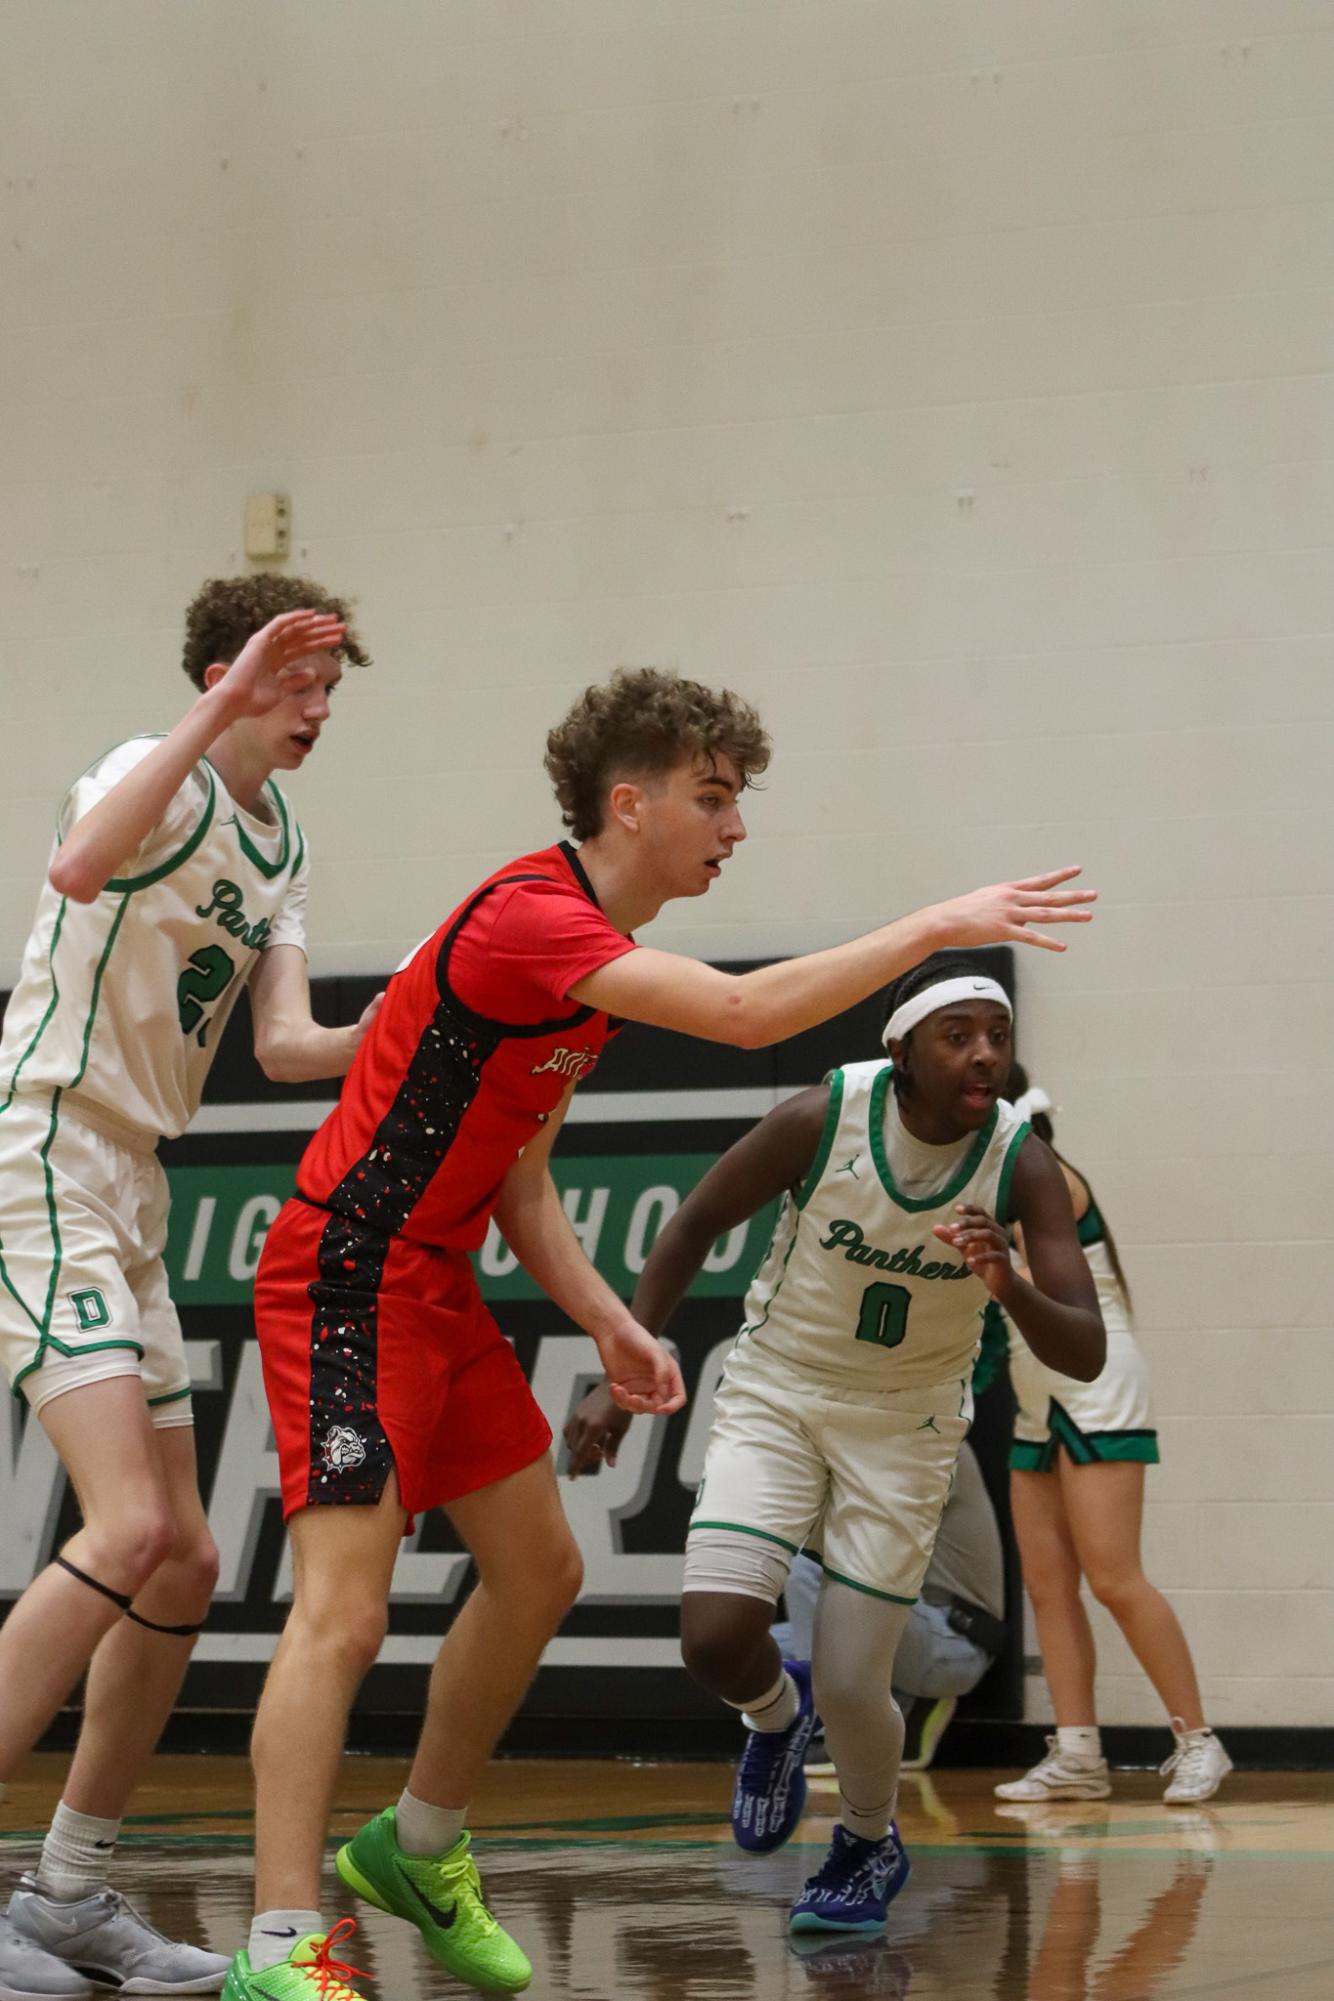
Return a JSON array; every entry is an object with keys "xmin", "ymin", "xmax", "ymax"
[
  {"xmin": 222, "ymin": 1921, "xmax": 368, "ymax": 2001},
  {"xmin": 335, "ymin": 1810, "xmax": 532, "ymax": 1995}
]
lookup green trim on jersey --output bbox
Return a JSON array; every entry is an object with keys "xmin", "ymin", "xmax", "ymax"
[
  {"xmin": 797, "ymin": 1070, "xmax": 844, "ymax": 1210},
  {"xmin": 147, "ymin": 1384, "xmax": 193, "ymax": 1407},
  {"xmin": 867, "ymin": 1064, "xmax": 999, "ymax": 1214},
  {"xmin": 737, "ymin": 1198, "xmax": 801, "ymax": 1339},
  {"xmin": 105, "ymin": 764, "xmax": 217, "ymax": 893},
  {"xmin": 0, "ymin": 898, "xmax": 68, "ymax": 1116},
  {"xmin": 70, "ymin": 895, "xmax": 130, "ymax": 1093},
  {"xmin": 34, "ymin": 1092, "xmax": 66, "ymax": 1347},
  {"xmin": 0, "ymin": 1254, "xmax": 42, "ymax": 1339},
  {"xmin": 53, "ymin": 736, "xmax": 217, "ymax": 896},
  {"xmin": 2, "ymin": 895, "xmax": 132, "ymax": 1367},
  {"xmin": 226, "ymin": 778, "xmax": 295, "ymax": 879},
  {"xmin": 817, "ymin": 1561, "xmax": 916, "ymax": 1607},
  {"xmin": 690, "ymin": 1519, "xmax": 801, "ymax": 1555},
  {"xmin": 994, "ymin": 1121, "xmax": 1033, "ymax": 1228},
  {"xmin": 12, "ymin": 1336, "xmax": 147, "ymax": 1398}
]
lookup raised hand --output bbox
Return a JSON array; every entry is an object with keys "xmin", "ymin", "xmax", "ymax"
[
  {"xmin": 933, "ymin": 867, "xmax": 1095, "ymax": 953},
  {"xmin": 934, "ymin": 1204, "xmax": 1016, "ymax": 1299},
  {"xmin": 214, "ymin": 610, "xmax": 346, "ymax": 720}
]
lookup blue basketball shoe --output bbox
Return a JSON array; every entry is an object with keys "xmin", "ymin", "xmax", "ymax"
[
  {"xmin": 730, "ymin": 1660, "xmax": 820, "ymax": 1853},
  {"xmin": 789, "ymin": 1821, "xmax": 911, "ymax": 1933}
]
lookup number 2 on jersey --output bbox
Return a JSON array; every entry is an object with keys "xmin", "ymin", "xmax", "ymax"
[
  {"xmin": 855, "ymin": 1279, "xmax": 911, "ymax": 1350},
  {"xmin": 177, "ymin": 944, "xmax": 235, "ymax": 1046}
]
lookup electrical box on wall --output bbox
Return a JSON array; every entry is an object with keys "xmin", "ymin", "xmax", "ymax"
[{"xmin": 244, "ymin": 493, "xmax": 291, "ymax": 560}]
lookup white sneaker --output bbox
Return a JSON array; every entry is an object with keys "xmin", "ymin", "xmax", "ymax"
[
  {"xmin": 993, "ymin": 1736, "xmax": 1112, "ymax": 1801},
  {"xmin": 1161, "ymin": 1723, "xmax": 1233, "ymax": 1804},
  {"xmin": 0, "ymin": 1913, "xmax": 95, "ymax": 2000},
  {"xmin": 6, "ymin": 1879, "xmax": 228, "ymax": 1995}
]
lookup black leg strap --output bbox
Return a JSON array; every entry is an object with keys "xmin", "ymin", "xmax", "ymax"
[
  {"xmin": 126, "ymin": 1608, "xmax": 205, "ymax": 1638},
  {"xmin": 55, "ymin": 1556, "xmax": 132, "ymax": 1611},
  {"xmin": 54, "ymin": 1557, "xmax": 204, "ymax": 1635}
]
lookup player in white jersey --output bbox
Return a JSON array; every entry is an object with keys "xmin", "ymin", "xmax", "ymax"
[
  {"xmin": 570, "ymin": 955, "xmax": 1106, "ymax": 1935},
  {"xmin": 994, "ymin": 1066, "xmax": 1232, "ymax": 1809},
  {"xmin": 0, "ymin": 577, "xmax": 378, "ymax": 2000}
]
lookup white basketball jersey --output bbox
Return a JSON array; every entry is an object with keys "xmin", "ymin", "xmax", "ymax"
[
  {"xmin": 0, "ymin": 738, "xmax": 308, "ymax": 1145},
  {"xmin": 736, "ymin": 1059, "xmax": 1031, "ymax": 1395}
]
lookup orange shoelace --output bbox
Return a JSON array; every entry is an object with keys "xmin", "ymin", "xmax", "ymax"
[{"xmin": 293, "ymin": 1919, "xmax": 367, "ymax": 1998}]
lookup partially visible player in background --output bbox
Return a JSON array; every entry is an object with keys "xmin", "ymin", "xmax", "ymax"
[
  {"xmin": 0, "ymin": 578, "xmax": 376, "ymax": 2000},
  {"xmin": 995, "ymin": 1064, "xmax": 1232, "ymax": 1807}
]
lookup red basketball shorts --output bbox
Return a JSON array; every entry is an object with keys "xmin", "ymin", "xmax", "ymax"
[{"xmin": 255, "ymin": 1196, "xmax": 552, "ymax": 1521}]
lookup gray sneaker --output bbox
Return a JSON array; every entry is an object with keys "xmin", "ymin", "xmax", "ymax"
[
  {"xmin": 0, "ymin": 1912, "xmax": 95, "ymax": 2000},
  {"xmin": 6, "ymin": 1879, "xmax": 227, "ymax": 1995}
]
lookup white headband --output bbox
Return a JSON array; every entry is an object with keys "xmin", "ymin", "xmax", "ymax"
[
  {"xmin": 882, "ymin": 975, "xmax": 1012, "ymax": 1049},
  {"xmin": 1010, "ymin": 1084, "xmax": 1053, "ymax": 1123}
]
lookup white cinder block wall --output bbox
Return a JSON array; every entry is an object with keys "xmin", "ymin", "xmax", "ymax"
[{"xmin": 2, "ymin": 1, "xmax": 1331, "ymax": 1727}]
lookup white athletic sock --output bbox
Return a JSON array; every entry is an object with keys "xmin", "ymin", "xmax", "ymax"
[
  {"xmin": 36, "ymin": 1801, "xmax": 121, "ymax": 1899},
  {"xmin": 731, "ymin": 1668, "xmax": 799, "ymax": 1734},
  {"xmin": 1056, "ymin": 1726, "xmax": 1103, "ymax": 1762},
  {"xmin": 395, "ymin": 1790, "xmax": 467, "ymax": 1857},
  {"xmin": 249, "ymin": 1912, "xmax": 324, "ymax": 1970}
]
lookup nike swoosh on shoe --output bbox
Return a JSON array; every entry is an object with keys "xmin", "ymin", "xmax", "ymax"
[{"xmin": 395, "ymin": 1867, "xmax": 457, "ymax": 1930}]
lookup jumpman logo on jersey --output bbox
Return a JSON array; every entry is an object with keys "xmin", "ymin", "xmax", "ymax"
[
  {"xmin": 917, "ymin": 1415, "xmax": 940, "ymax": 1433},
  {"xmin": 835, "ymin": 1154, "xmax": 862, "ymax": 1178}
]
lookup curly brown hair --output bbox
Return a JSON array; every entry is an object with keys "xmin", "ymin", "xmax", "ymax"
[
  {"xmin": 181, "ymin": 574, "xmax": 371, "ymax": 690},
  {"xmin": 544, "ymin": 667, "xmax": 770, "ymax": 842}
]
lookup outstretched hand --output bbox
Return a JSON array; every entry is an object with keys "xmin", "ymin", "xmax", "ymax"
[
  {"xmin": 934, "ymin": 867, "xmax": 1095, "ymax": 953},
  {"xmin": 934, "ymin": 1204, "xmax": 1015, "ymax": 1300},
  {"xmin": 213, "ymin": 610, "xmax": 346, "ymax": 720}
]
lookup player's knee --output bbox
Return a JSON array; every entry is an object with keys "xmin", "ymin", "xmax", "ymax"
[
  {"xmin": 167, "ymin": 1525, "xmax": 220, "ymax": 1605},
  {"xmin": 80, "ymin": 1502, "xmax": 177, "ymax": 1594},
  {"xmin": 554, "ymin": 1536, "xmax": 584, "ymax": 1612},
  {"xmin": 679, "ymin": 1600, "xmax": 761, "ymax": 1694},
  {"xmin": 528, "ymin": 1532, "xmax": 584, "ymax": 1627},
  {"xmin": 320, "ymin": 1597, "xmax": 390, "ymax": 1675},
  {"xmin": 484, "ymin": 1519, "xmax": 583, "ymax": 1626}
]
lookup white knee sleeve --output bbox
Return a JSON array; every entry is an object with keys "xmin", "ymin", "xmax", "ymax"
[{"xmin": 683, "ymin": 1528, "xmax": 793, "ymax": 1606}]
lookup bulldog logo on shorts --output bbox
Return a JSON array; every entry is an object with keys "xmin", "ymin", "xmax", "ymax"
[{"xmin": 321, "ymin": 1424, "xmax": 367, "ymax": 1472}]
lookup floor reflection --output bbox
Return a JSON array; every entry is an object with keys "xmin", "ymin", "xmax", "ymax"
[{"xmin": 2, "ymin": 1762, "xmax": 1330, "ymax": 1999}]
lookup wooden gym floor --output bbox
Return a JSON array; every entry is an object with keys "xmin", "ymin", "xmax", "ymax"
[{"xmin": 3, "ymin": 1756, "xmax": 1332, "ymax": 1998}]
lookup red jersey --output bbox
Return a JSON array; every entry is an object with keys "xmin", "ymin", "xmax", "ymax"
[{"xmin": 295, "ymin": 842, "xmax": 635, "ymax": 1251}]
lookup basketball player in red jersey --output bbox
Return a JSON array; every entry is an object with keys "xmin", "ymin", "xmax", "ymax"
[{"xmin": 229, "ymin": 670, "xmax": 1095, "ymax": 2001}]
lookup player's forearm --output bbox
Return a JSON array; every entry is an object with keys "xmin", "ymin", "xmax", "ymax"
[
  {"xmin": 256, "ymin": 1019, "xmax": 361, "ymax": 1084},
  {"xmin": 495, "ymin": 1171, "xmax": 637, "ymax": 1346},
  {"xmin": 49, "ymin": 685, "xmax": 236, "ymax": 903},
  {"xmin": 631, "ymin": 1201, "xmax": 728, "ymax": 1337},
  {"xmin": 1000, "ymin": 1274, "xmax": 1106, "ymax": 1382},
  {"xmin": 725, "ymin": 907, "xmax": 950, "ymax": 1048}
]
